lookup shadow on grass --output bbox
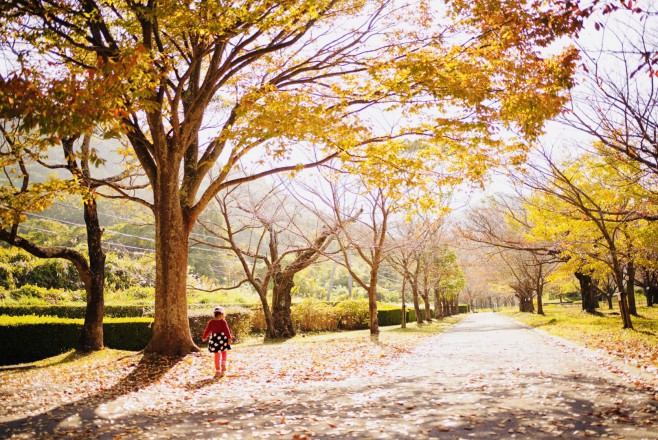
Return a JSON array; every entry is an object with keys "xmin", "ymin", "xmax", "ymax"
[
  {"xmin": 0, "ymin": 350, "xmax": 84, "ymax": 372},
  {"xmin": 635, "ymin": 329, "xmax": 656, "ymax": 336},
  {"xmin": 0, "ymin": 353, "xmax": 182, "ymax": 437},
  {"xmin": 262, "ymin": 337, "xmax": 290, "ymax": 346}
]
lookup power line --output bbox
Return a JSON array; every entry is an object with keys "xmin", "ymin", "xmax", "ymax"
[
  {"xmin": 52, "ymin": 201, "xmax": 224, "ymax": 242},
  {"xmin": 17, "ymin": 224, "xmax": 228, "ymax": 275},
  {"xmin": 27, "ymin": 212, "xmax": 155, "ymax": 242},
  {"xmin": 22, "ymin": 212, "xmax": 227, "ymax": 256}
]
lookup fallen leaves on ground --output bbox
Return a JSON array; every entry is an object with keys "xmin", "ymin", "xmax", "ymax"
[{"xmin": 0, "ymin": 321, "xmax": 452, "ymax": 421}]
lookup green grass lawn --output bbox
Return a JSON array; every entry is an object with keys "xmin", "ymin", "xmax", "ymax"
[{"xmin": 501, "ymin": 304, "xmax": 658, "ymax": 372}]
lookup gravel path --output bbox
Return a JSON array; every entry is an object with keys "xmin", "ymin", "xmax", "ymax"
[{"xmin": 2, "ymin": 312, "xmax": 657, "ymax": 439}]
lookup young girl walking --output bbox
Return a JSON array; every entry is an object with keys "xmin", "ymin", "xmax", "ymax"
[{"xmin": 202, "ymin": 306, "xmax": 232, "ymax": 378}]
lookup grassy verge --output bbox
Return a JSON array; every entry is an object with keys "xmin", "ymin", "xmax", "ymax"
[{"xmin": 501, "ymin": 305, "xmax": 658, "ymax": 373}]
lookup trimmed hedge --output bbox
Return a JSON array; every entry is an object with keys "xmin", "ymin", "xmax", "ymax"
[
  {"xmin": 1, "ymin": 300, "xmax": 457, "ymax": 364},
  {"xmin": 102, "ymin": 318, "xmax": 153, "ymax": 351},
  {"xmin": 0, "ymin": 305, "xmax": 149, "ymax": 319},
  {"xmin": 378, "ymin": 306, "xmax": 404, "ymax": 326},
  {"xmin": 0, "ymin": 316, "xmax": 152, "ymax": 365},
  {"xmin": 0, "ymin": 304, "xmax": 250, "ymax": 319},
  {"xmin": 402, "ymin": 308, "xmax": 440, "ymax": 323},
  {"xmin": 458, "ymin": 304, "xmax": 470, "ymax": 314},
  {"xmin": 0, "ymin": 307, "xmax": 255, "ymax": 365}
]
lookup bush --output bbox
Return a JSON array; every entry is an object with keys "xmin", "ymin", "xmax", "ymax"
[
  {"xmin": 335, "ymin": 299, "xmax": 370, "ymax": 330},
  {"xmin": 188, "ymin": 288, "xmax": 259, "ymax": 306},
  {"xmin": 0, "ymin": 264, "xmax": 15, "ymax": 289},
  {"xmin": 9, "ymin": 284, "xmax": 47, "ymax": 300},
  {"xmin": 104, "ymin": 254, "xmax": 156, "ymax": 290},
  {"xmin": 26, "ymin": 259, "xmax": 81, "ymax": 290},
  {"xmin": 458, "ymin": 304, "xmax": 470, "ymax": 314},
  {"xmin": 0, "ymin": 315, "xmax": 153, "ymax": 365},
  {"xmin": 292, "ymin": 298, "xmax": 339, "ymax": 332},
  {"xmin": 117, "ymin": 286, "xmax": 155, "ymax": 301},
  {"xmin": 249, "ymin": 301, "xmax": 420, "ymax": 333},
  {"xmin": 251, "ymin": 307, "xmax": 267, "ymax": 333}
]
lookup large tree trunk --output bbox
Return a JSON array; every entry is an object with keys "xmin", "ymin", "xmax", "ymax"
[
  {"xmin": 421, "ymin": 290, "xmax": 432, "ymax": 322},
  {"xmin": 271, "ymin": 271, "xmax": 296, "ymax": 339},
  {"xmin": 146, "ymin": 168, "xmax": 197, "ymax": 355},
  {"xmin": 368, "ymin": 284, "xmax": 379, "ymax": 335},
  {"xmin": 614, "ymin": 270, "xmax": 633, "ymax": 329},
  {"xmin": 78, "ymin": 198, "xmax": 105, "ymax": 351},
  {"xmin": 536, "ymin": 267, "xmax": 544, "ymax": 315},
  {"xmin": 627, "ymin": 289, "xmax": 637, "ymax": 315},
  {"xmin": 626, "ymin": 261, "xmax": 637, "ymax": 316},
  {"xmin": 257, "ymin": 291, "xmax": 275, "ymax": 338},
  {"xmin": 575, "ymin": 271, "xmax": 598, "ymax": 313},
  {"xmin": 647, "ymin": 286, "xmax": 658, "ymax": 307},
  {"xmin": 0, "ymin": 201, "xmax": 105, "ymax": 352},
  {"xmin": 646, "ymin": 287, "xmax": 652, "ymax": 307},
  {"xmin": 441, "ymin": 297, "xmax": 449, "ymax": 316},
  {"xmin": 518, "ymin": 294, "xmax": 534, "ymax": 313},
  {"xmin": 618, "ymin": 290, "xmax": 634, "ymax": 329},
  {"xmin": 410, "ymin": 282, "xmax": 423, "ymax": 324},
  {"xmin": 433, "ymin": 287, "xmax": 441, "ymax": 319},
  {"xmin": 536, "ymin": 291, "xmax": 544, "ymax": 315}
]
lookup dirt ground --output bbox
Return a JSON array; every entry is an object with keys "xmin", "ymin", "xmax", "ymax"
[{"xmin": 1, "ymin": 313, "xmax": 657, "ymax": 439}]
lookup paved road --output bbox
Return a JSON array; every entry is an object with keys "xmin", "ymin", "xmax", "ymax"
[{"xmin": 2, "ymin": 313, "xmax": 658, "ymax": 439}]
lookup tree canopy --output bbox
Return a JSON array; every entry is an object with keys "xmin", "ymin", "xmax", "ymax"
[{"xmin": 1, "ymin": 0, "xmax": 580, "ymax": 353}]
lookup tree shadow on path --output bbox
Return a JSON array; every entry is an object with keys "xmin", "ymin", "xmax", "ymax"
[
  {"xmin": 4, "ymin": 360, "xmax": 657, "ymax": 439},
  {"xmin": 0, "ymin": 354, "xmax": 181, "ymax": 437},
  {"xmin": 26, "ymin": 367, "xmax": 656, "ymax": 440}
]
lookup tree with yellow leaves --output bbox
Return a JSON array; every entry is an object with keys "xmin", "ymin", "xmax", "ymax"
[
  {"xmin": 520, "ymin": 149, "xmax": 658, "ymax": 329},
  {"xmin": 1, "ymin": 0, "xmax": 578, "ymax": 353}
]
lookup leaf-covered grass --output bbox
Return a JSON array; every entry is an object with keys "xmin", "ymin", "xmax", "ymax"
[{"xmin": 501, "ymin": 305, "xmax": 658, "ymax": 373}]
